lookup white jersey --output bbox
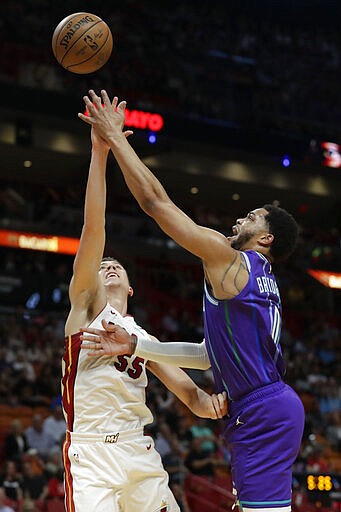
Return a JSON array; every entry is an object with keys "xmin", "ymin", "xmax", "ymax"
[{"xmin": 62, "ymin": 304, "xmax": 153, "ymax": 434}]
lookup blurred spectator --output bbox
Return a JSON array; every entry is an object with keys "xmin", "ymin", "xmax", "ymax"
[
  {"xmin": 319, "ymin": 381, "xmax": 341, "ymax": 418},
  {"xmin": 185, "ymin": 438, "xmax": 216, "ymax": 477},
  {"xmin": 3, "ymin": 419, "xmax": 28, "ymax": 465},
  {"xmin": 188, "ymin": 417, "xmax": 217, "ymax": 454},
  {"xmin": 44, "ymin": 447, "xmax": 64, "ymax": 502},
  {"xmin": 23, "ymin": 450, "xmax": 44, "ymax": 478},
  {"xmin": 0, "ymin": 460, "xmax": 23, "ymax": 503},
  {"xmin": 306, "ymin": 445, "xmax": 331, "ymax": 473},
  {"xmin": 21, "ymin": 459, "xmax": 48, "ymax": 503},
  {"xmin": 24, "ymin": 415, "xmax": 54, "ymax": 461},
  {"xmin": 46, "ymin": 467, "xmax": 64, "ymax": 500},
  {"xmin": 161, "ymin": 308, "xmax": 180, "ymax": 339},
  {"xmin": 42, "ymin": 397, "xmax": 66, "ymax": 451},
  {"xmin": 154, "ymin": 422, "xmax": 173, "ymax": 459},
  {"xmin": 0, "ymin": 487, "xmax": 15, "ymax": 512},
  {"xmin": 163, "ymin": 435, "xmax": 188, "ymax": 486}
]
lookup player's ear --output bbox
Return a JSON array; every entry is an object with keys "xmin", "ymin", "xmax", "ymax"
[
  {"xmin": 258, "ymin": 233, "xmax": 274, "ymax": 248},
  {"xmin": 128, "ymin": 286, "xmax": 134, "ymax": 297}
]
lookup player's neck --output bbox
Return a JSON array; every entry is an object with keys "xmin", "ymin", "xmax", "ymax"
[
  {"xmin": 106, "ymin": 292, "xmax": 128, "ymax": 316},
  {"xmin": 242, "ymin": 242, "xmax": 272, "ymax": 262}
]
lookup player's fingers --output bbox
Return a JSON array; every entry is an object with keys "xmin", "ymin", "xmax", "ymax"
[
  {"xmin": 79, "ymin": 335, "xmax": 99, "ymax": 345},
  {"xmin": 78, "ymin": 113, "xmax": 92, "ymax": 124},
  {"xmin": 101, "ymin": 90, "xmax": 113, "ymax": 108},
  {"xmin": 83, "ymin": 95, "xmax": 97, "ymax": 113},
  {"xmin": 210, "ymin": 395, "xmax": 221, "ymax": 419},
  {"xmin": 117, "ymin": 100, "xmax": 127, "ymax": 113},
  {"xmin": 123, "ymin": 130, "xmax": 134, "ymax": 138},
  {"xmin": 80, "ymin": 326, "xmax": 101, "ymax": 335},
  {"xmin": 220, "ymin": 391, "xmax": 228, "ymax": 416},
  {"xmin": 216, "ymin": 394, "xmax": 225, "ymax": 418},
  {"xmin": 101, "ymin": 319, "xmax": 118, "ymax": 331},
  {"xmin": 222, "ymin": 391, "xmax": 229, "ymax": 416},
  {"xmin": 217, "ymin": 393, "xmax": 226, "ymax": 415},
  {"xmin": 88, "ymin": 89, "xmax": 102, "ymax": 108},
  {"xmin": 207, "ymin": 405, "xmax": 216, "ymax": 420},
  {"xmin": 215, "ymin": 393, "xmax": 224, "ymax": 415},
  {"xmin": 80, "ymin": 341, "xmax": 101, "ymax": 349}
]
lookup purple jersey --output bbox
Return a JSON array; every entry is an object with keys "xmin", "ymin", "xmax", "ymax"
[{"xmin": 203, "ymin": 250, "xmax": 285, "ymax": 401}]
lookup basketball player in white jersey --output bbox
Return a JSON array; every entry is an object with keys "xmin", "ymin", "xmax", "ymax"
[{"xmin": 62, "ymin": 125, "xmax": 227, "ymax": 512}]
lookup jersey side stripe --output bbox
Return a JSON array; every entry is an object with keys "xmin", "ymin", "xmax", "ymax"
[
  {"xmin": 223, "ymin": 301, "xmax": 253, "ymax": 385},
  {"xmin": 204, "ymin": 329, "xmax": 232, "ymax": 400},
  {"xmin": 204, "ymin": 281, "xmax": 218, "ymax": 305},
  {"xmin": 62, "ymin": 334, "xmax": 81, "ymax": 431},
  {"xmin": 249, "ymin": 274, "xmax": 270, "ymax": 383},
  {"xmin": 63, "ymin": 431, "xmax": 75, "ymax": 512},
  {"xmin": 241, "ymin": 251, "xmax": 251, "ymax": 272}
]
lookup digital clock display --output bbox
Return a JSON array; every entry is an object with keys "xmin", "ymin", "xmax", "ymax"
[{"xmin": 307, "ymin": 474, "xmax": 333, "ymax": 492}]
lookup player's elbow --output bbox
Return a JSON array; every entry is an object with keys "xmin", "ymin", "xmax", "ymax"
[{"xmin": 140, "ymin": 195, "xmax": 168, "ymax": 219}]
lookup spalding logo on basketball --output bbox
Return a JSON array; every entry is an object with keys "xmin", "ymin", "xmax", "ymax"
[{"xmin": 52, "ymin": 12, "xmax": 113, "ymax": 74}]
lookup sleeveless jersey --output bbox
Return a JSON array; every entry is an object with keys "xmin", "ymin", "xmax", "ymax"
[
  {"xmin": 62, "ymin": 304, "xmax": 153, "ymax": 433},
  {"xmin": 203, "ymin": 250, "xmax": 285, "ymax": 401}
]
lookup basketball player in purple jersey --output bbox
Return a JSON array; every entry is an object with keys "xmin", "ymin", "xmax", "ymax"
[{"xmin": 79, "ymin": 90, "xmax": 305, "ymax": 512}]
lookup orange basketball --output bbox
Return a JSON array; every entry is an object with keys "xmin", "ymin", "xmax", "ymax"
[{"xmin": 52, "ymin": 12, "xmax": 113, "ymax": 74}]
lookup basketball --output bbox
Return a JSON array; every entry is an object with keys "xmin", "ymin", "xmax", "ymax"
[{"xmin": 52, "ymin": 12, "xmax": 113, "ymax": 74}]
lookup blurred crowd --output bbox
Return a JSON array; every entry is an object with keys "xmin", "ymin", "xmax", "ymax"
[
  {"xmin": 0, "ymin": 197, "xmax": 340, "ymax": 510},
  {"xmin": 0, "ymin": 0, "xmax": 340, "ymax": 138}
]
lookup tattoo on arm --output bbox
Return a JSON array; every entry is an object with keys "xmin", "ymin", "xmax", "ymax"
[
  {"xmin": 221, "ymin": 253, "xmax": 247, "ymax": 295},
  {"xmin": 233, "ymin": 255, "xmax": 247, "ymax": 290}
]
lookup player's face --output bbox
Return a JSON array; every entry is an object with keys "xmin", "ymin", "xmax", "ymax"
[
  {"xmin": 228, "ymin": 207, "xmax": 270, "ymax": 250},
  {"xmin": 99, "ymin": 260, "xmax": 130, "ymax": 291}
]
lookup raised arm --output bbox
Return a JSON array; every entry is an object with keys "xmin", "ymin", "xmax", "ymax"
[
  {"xmin": 78, "ymin": 91, "xmax": 234, "ymax": 266},
  {"xmin": 65, "ymin": 128, "xmax": 109, "ymax": 335}
]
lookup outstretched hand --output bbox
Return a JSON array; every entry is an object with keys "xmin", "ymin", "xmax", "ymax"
[
  {"xmin": 80, "ymin": 320, "xmax": 135, "ymax": 356},
  {"xmin": 211, "ymin": 391, "xmax": 228, "ymax": 419},
  {"xmin": 81, "ymin": 320, "xmax": 229, "ymax": 419},
  {"xmin": 78, "ymin": 90, "xmax": 133, "ymax": 141},
  {"xmin": 196, "ymin": 390, "xmax": 228, "ymax": 420}
]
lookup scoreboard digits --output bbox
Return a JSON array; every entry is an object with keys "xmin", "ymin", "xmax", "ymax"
[{"xmin": 307, "ymin": 474, "xmax": 333, "ymax": 492}]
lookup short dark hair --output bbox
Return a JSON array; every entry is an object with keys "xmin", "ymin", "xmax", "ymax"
[
  {"xmin": 263, "ymin": 204, "xmax": 299, "ymax": 262},
  {"xmin": 101, "ymin": 256, "xmax": 121, "ymax": 264}
]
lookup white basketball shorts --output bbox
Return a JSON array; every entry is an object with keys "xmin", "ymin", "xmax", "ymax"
[{"xmin": 63, "ymin": 428, "xmax": 180, "ymax": 512}]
